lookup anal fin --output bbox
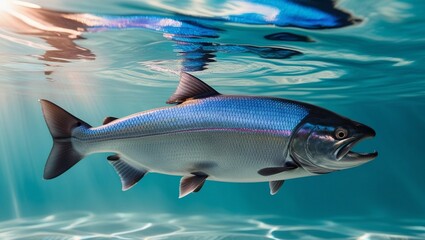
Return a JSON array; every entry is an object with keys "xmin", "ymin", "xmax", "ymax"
[
  {"xmin": 108, "ymin": 155, "xmax": 147, "ymax": 191},
  {"xmin": 179, "ymin": 173, "xmax": 208, "ymax": 198},
  {"xmin": 269, "ymin": 180, "xmax": 285, "ymax": 195}
]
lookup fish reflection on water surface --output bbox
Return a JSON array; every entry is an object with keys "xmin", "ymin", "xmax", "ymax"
[{"xmin": 1, "ymin": 0, "xmax": 360, "ymax": 71}]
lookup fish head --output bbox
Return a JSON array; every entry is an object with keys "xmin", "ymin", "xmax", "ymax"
[{"xmin": 290, "ymin": 110, "xmax": 377, "ymax": 173}]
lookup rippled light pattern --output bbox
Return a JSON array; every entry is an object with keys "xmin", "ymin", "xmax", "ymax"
[{"xmin": 0, "ymin": 213, "xmax": 424, "ymax": 239}]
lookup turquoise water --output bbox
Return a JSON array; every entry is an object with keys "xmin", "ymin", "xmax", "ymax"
[{"xmin": 0, "ymin": 0, "xmax": 424, "ymax": 239}]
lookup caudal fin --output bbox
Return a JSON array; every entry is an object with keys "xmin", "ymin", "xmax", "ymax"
[{"xmin": 39, "ymin": 99, "xmax": 91, "ymax": 179}]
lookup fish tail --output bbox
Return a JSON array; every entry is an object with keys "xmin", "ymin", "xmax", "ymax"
[{"xmin": 39, "ymin": 99, "xmax": 91, "ymax": 179}]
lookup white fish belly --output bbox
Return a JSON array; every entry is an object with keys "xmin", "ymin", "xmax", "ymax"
[{"xmin": 88, "ymin": 130, "xmax": 311, "ymax": 182}]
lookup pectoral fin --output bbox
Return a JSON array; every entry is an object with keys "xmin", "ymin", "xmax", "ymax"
[
  {"xmin": 108, "ymin": 155, "xmax": 147, "ymax": 191},
  {"xmin": 258, "ymin": 162, "xmax": 298, "ymax": 176},
  {"xmin": 107, "ymin": 154, "xmax": 120, "ymax": 161},
  {"xmin": 179, "ymin": 173, "xmax": 208, "ymax": 198},
  {"xmin": 269, "ymin": 180, "xmax": 285, "ymax": 195}
]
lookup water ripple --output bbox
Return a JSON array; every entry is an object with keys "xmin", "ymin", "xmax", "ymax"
[
  {"xmin": 1, "ymin": 0, "xmax": 423, "ymax": 102},
  {"xmin": 0, "ymin": 212, "xmax": 423, "ymax": 240}
]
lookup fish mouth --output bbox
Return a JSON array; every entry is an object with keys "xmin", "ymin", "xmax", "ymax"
[{"xmin": 336, "ymin": 132, "xmax": 377, "ymax": 163}]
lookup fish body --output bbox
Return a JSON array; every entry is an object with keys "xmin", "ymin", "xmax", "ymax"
[
  {"xmin": 40, "ymin": 73, "xmax": 377, "ymax": 197},
  {"xmin": 74, "ymin": 95, "xmax": 311, "ymax": 182}
]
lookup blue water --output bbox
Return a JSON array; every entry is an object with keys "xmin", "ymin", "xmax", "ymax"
[{"xmin": 0, "ymin": 0, "xmax": 424, "ymax": 239}]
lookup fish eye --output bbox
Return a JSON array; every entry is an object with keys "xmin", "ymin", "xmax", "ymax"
[{"xmin": 334, "ymin": 127, "xmax": 348, "ymax": 139}]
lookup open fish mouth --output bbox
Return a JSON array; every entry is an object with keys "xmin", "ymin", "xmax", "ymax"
[{"xmin": 336, "ymin": 134, "xmax": 378, "ymax": 162}]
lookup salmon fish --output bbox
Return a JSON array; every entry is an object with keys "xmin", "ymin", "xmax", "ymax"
[{"xmin": 40, "ymin": 73, "xmax": 377, "ymax": 198}]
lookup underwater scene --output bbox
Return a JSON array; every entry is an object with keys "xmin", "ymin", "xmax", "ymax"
[{"xmin": 0, "ymin": 0, "xmax": 424, "ymax": 239}]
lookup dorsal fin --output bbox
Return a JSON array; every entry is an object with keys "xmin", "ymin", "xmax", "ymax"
[
  {"xmin": 103, "ymin": 117, "xmax": 118, "ymax": 125},
  {"xmin": 108, "ymin": 155, "xmax": 147, "ymax": 191},
  {"xmin": 166, "ymin": 72, "xmax": 220, "ymax": 104}
]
